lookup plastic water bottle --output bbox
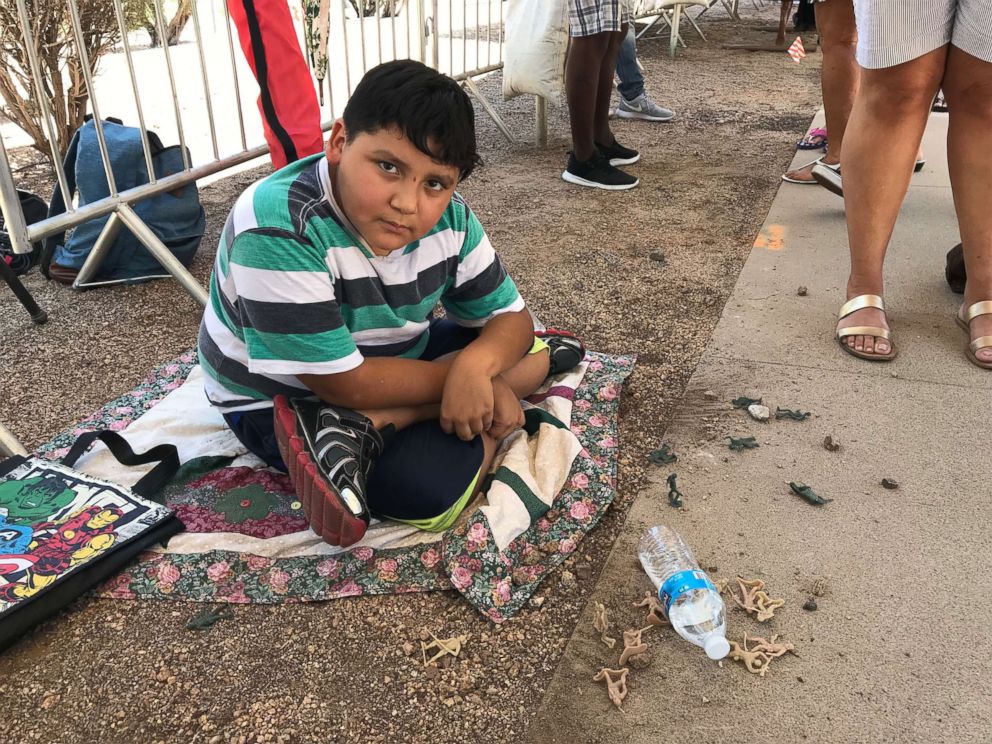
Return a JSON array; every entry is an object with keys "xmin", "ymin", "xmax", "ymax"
[{"xmin": 637, "ymin": 525, "xmax": 731, "ymax": 660}]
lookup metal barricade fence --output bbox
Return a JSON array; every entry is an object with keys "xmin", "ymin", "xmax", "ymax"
[{"xmin": 0, "ymin": 0, "xmax": 517, "ymax": 457}]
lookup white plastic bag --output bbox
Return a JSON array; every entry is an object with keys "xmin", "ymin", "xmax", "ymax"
[{"xmin": 502, "ymin": 0, "xmax": 568, "ymax": 103}]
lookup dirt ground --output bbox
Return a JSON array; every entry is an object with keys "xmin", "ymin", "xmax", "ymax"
[{"xmin": 0, "ymin": 9, "xmax": 822, "ymax": 743}]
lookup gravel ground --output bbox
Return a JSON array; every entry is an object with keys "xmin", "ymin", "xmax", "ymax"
[{"xmin": 0, "ymin": 9, "xmax": 821, "ymax": 743}]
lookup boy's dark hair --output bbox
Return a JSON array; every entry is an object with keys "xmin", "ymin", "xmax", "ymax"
[{"xmin": 343, "ymin": 60, "xmax": 481, "ymax": 180}]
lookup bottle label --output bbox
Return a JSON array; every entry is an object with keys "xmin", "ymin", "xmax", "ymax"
[{"xmin": 658, "ymin": 569, "xmax": 716, "ymax": 614}]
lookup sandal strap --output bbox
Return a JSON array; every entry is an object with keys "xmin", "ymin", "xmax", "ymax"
[
  {"xmin": 970, "ymin": 335, "xmax": 992, "ymax": 353},
  {"xmin": 838, "ymin": 294, "xmax": 885, "ymax": 320},
  {"xmin": 837, "ymin": 325, "xmax": 891, "ymax": 341},
  {"xmin": 964, "ymin": 300, "xmax": 992, "ymax": 323}
]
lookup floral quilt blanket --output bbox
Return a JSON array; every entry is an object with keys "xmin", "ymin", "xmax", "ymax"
[{"xmin": 37, "ymin": 350, "xmax": 634, "ymax": 622}]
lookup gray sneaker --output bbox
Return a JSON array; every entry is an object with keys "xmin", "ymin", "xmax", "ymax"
[{"xmin": 617, "ymin": 93, "xmax": 675, "ymax": 122}]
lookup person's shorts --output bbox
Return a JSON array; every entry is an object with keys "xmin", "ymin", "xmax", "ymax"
[
  {"xmin": 223, "ymin": 318, "xmax": 548, "ymax": 531},
  {"xmin": 568, "ymin": 0, "xmax": 628, "ymax": 37},
  {"xmin": 853, "ymin": 0, "xmax": 992, "ymax": 68}
]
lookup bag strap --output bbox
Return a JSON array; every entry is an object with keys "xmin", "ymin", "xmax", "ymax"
[
  {"xmin": 61, "ymin": 431, "xmax": 180, "ymax": 501},
  {"xmin": 40, "ymin": 127, "xmax": 83, "ymax": 279}
]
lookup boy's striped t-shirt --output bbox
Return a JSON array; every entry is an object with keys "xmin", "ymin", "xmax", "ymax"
[{"xmin": 197, "ymin": 154, "xmax": 524, "ymax": 412}]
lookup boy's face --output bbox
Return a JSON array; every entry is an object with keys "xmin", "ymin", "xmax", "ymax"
[{"xmin": 326, "ymin": 121, "xmax": 461, "ymax": 256}]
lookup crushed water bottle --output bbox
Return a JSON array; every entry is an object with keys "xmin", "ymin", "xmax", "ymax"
[{"xmin": 637, "ymin": 525, "xmax": 730, "ymax": 660}]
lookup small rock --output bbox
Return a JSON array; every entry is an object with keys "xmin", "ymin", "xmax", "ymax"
[
  {"xmin": 701, "ymin": 696, "xmax": 710, "ymax": 704},
  {"xmin": 881, "ymin": 478, "xmax": 899, "ymax": 490},
  {"xmin": 823, "ymin": 435, "xmax": 840, "ymax": 452},
  {"xmin": 747, "ymin": 404, "xmax": 770, "ymax": 422},
  {"xmin": 560, "ymin": 570, "xmax": 577, "ymax": 589},
  {"xmin": 529, "ymin": 596, "xmax": 546, "ymax": 609},
  {"xmin": 797, "ymin": 676, "xmax": 805, "ymax": 684},
  {"xmin": 425, "ymin": 667, "xmax": 441, "ymax": 681},
  {"xmin": 803, "ymin": 597, "xmax": 818, "ymax": 612},
  {"xmin": 703, "ymin": 390, "xmax": 719, "ymax": 401},
  {"xmin": 402, "ymin": 641, "xmax": 415, "ymax": 656},
  {"xmin": 649, "ymin": 251, "xmax": 666, "ymax": 264},
  {"xmin": 797, "ymin": 286, "xmax": 808, "ymax": 296},
  {"xmin": 575, "ymin": 563, "xmax": 592, "ymax": 581}
]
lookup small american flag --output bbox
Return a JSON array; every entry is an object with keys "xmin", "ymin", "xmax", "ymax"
[{"xmin": 787, "ymin": 36, "xmax": 806, "ymax": 64}]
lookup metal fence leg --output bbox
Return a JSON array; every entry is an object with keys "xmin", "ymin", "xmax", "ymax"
[
  {"xmin": 462, "ymin": 77, "xmax": 514, "ymax": 144},
  {"xmin": 535, "ymin": 96, "xmax": 547, "ymax": 148},
  {"xmin": 115, "ymin": 203, "xmax": 209, "ymax": 307},
  {"xmin": 0, "ymin": 254, "xmax": 47, "ymax": 324},
  {"xmin": 72, "ymin": 210, "xmax": 124, "ymax": 289},
  {"xmin": 0, "ymin": 421, "xmax": 28, "ymax": 458}
]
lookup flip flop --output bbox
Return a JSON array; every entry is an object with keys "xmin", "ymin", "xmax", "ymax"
[
  {"xmin": 811, "ymin": 160, "xmax": 842, "ymax": 196},
  {"xmin": 782, "ymin": 157, "xmax": 828, "ymax": 184},
  {"xmin": 812, "ymin": 159, "xmax": 925, "ymax": 198},
  {"xmin": 796, "ymin": 127, "xmax": 827, "ymax": 150}
]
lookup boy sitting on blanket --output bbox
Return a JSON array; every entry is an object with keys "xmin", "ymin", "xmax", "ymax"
[{"xmin": 197, "ymin": 60, "xmax": 583, "ymax": 547}]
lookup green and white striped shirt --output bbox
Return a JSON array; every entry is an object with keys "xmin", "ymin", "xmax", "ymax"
[{"xmin": 198, "ymin": 154, "xmax": 524, "ymax": 412}]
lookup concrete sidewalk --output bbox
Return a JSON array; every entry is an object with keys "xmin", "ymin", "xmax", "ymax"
[{"xmin": 527, "ymin": 112, "xmax": 992, "ymax": 744}]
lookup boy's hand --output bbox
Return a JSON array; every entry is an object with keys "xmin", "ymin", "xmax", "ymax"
[
  {"xmin": 440, "ymin": 356, "xmax": 494, "ymax": 441},
  {"xmin": 488, "ymin": 376, "xmax": 525, "ymax": 441}
]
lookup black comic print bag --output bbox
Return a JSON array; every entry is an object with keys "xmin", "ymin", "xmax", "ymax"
[{"xmin": 0, "ymin": 431, "xmax": 183, "ymax": 652}]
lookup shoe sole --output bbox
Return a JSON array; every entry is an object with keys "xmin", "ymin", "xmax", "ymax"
[
  {"xmin": 781, "ymin": 174, "xmax": 819, "ymax": 184},
  {"xmin": 561, "ymin": 170, "xmax": 639, "ymax": 190},
  {"xmin": 273, "ymin": 395, "xmax": 368, "ymax": 547},
  {"xmin": 616, "ymin": 109, "xmax": 674, "ymax": 122},
  {"xmin": 608, "ymin": 154, "xmax": 641, "ymax": 166},
  {"xmin": 811, "ymin": 164, "xmax": 843, "ymax": 197}
]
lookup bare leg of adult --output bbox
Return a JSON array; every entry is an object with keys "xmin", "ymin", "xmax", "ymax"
[
  {"xmin": 594, "ymin": 25, "xmax": 627, "ymax": 147},
  {"xmin": 837, "ymin": 47, "xmax": 946, "ymax": 357},
  {"xmin": 784, "ymin": 0, "xmax": 858, "ymax": 183},
  {"xmin": 817, "ymin": 0, "xmax": 858, "ymax": 165},
  {"xmin": 942, "ymin": 47, "xmax": 992, "ymax": 365},
  {"xmin": 566, "ymin": 32, "xmax": 612, "ymax": 161}
]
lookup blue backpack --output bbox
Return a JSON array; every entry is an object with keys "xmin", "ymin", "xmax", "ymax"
[{"xmin": 42, "ymin": 118, "xmax": 206, "ymax": 284}]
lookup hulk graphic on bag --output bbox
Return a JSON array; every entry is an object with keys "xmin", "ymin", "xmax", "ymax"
[{"xmin": 0, "ymin": 476, "xmax": 76, "ymax": 526}]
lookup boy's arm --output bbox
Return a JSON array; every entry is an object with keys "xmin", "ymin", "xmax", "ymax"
[
  {"xmin": 298, "ymin": 356, "xmax": 452, "ymax": 411},
  {"xmin": 297, "ymin": 308, "xmax": 533, "ymax": 412},
  {"xmin": 440, "ymin": 308, "xmax": 534, "ymax": 439}
]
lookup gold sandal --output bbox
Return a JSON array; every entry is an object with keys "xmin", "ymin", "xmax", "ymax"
[
  {"xmin": 955, "ymin": 301, "xmax": 992, "ymax": 369},
  {"xmin": 836, "ymin": 294, "xmax": 898, "ymax": 361}
]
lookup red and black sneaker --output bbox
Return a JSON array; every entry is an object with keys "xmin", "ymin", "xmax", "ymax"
[
  {"xmin": 536, "ymin": 329, "xmax": 586, "ymax": 377},
  {"xmin": 273, "ymin": 395, "xmax": 388, "ymax": 547}
]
